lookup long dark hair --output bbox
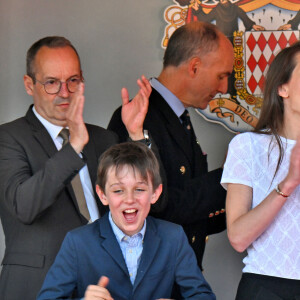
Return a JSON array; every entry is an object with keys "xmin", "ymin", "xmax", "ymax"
[{"xmin": 254, "ymin": 41, "xmax": 300, "ymax": 177}]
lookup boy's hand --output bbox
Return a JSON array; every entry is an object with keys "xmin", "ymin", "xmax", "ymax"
[{"xmin": 84, "ymin": 276, "xmax": 114, "ymax": 300}]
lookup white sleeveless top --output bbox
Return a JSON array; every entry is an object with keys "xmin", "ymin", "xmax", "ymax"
[{"xmin": 221, "ymin": 132, "xmax": 300, "ymax": 279}]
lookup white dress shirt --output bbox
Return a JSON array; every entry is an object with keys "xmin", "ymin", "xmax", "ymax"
[{"xmin": 32, "ymin": 106, "xmax": 100, "ymax": 221}]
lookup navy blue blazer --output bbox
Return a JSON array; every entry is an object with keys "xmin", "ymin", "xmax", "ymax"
[{"xmin": 38, "ymin": 213, "xmax": 216, "ymax": 300}]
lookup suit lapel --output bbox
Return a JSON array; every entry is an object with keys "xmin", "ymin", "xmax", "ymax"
[
  {"xmin": 26, "ymin": 106, "xmax": 58, "ymax": 158},
  {"xmin": 25, "ymin": 106, "xmax": 86, "ymax": 220},
  {"xmin": 133, "ymin": 217, "xmax": 161, "ymax": 291},
  {"xmin": 150, "ymin": 90, "xmax": 194, "ymax": 165},
  {"xmin": 99, "ymin": 215, "xmax": 129, "ymax": 276}
]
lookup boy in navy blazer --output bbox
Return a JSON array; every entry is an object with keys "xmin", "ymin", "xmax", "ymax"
[{"xmin": 37, "ymin": 142, "xmax": 215, "ymax": 300}]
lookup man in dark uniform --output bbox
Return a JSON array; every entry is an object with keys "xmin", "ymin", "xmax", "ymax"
[{"xmin": 108, "ymin": 22, "xmax": 233, "ymax": 270}]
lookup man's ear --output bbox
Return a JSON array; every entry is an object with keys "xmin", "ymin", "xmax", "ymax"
[
  {"xmin": 150, "ymin": 184, "xmax": 163, "ymax": 205},
  {"xmin": 188, "ymin": 57, "xmax": 201, "ymax": 78},
  {"xmin": 96, "ymin": 185, "xmax": 109, "ymax": 206},
  {"xmin": 23, "ymin": 75, "xmax": 34, "ymax": 96},
  {"xmin": 278, "ymin": 84, "xmax": 289, "ymax": 98}
]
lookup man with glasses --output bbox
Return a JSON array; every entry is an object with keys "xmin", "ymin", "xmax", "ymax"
[{"xmin": 0, "ymin": 36, "xmax": 151, "ymax": 300}]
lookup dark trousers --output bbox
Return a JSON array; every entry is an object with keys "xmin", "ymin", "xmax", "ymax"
[{"xmin": 236, "ymin": 273, "xmax": 300, "ymax": 300}]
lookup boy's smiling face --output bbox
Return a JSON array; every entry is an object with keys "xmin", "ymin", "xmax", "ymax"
[{"xmin": 96, "ymin": 165, "xmax": 162, "ymax": 236}]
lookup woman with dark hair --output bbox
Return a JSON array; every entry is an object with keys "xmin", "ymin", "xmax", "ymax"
[{"xmin": 221, "ymin": 41, "xmax": 300, "ymax": 299}]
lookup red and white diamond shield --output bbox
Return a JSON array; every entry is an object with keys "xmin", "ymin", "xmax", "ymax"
[{"xmin": 162, "ymin": 1, "xmax": 300, "ymax": 132}]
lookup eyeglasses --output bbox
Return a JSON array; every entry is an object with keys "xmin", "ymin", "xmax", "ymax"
[{"xmin": 35, "ymin": 77, "xmax": 83, "ymax": 94}]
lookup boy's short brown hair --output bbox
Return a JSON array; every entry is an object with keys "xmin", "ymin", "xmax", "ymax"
[{"xmin": 96, "ymin": 142, "xmax": 161, "ymax": 192}]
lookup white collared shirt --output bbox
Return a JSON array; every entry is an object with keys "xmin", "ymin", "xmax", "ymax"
[
  {"xmin": 109, "ymin": 212, "xmax": 145, "ymax": 285},
  {"xmin": 32, "ymin": 106, "xmax": 100, "ymax": 221}
]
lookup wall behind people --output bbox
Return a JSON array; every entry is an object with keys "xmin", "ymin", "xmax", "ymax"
[{"xmin": 0, "ymin": 1, "xmax": 242, "ymax": 299}]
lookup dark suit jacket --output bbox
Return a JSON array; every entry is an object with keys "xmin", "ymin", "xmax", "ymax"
[
  {"xmin": 0, "ymin": 106, "xmax": 118, "ymax": 300},
  {"xmin": 108, "ymin": 88, "xmax": 226, "ymax": 267},
  {"xmin": 37, "ymin": 213, "xmax": 216, "ymax": 300}
]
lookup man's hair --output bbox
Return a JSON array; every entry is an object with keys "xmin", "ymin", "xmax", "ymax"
[
  {"xmin": 163, "ymin": 21, "xmax": 220, "ymax": 68},
  {"xmin": 96, "ymin": 142, "xmax": 162, "ymax": 192},
  {"xmin": 26, "ymin": 36, "xmax": 81, "ymax": 82}
]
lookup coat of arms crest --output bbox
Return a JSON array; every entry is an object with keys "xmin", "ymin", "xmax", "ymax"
[{"xmin": 162, "ymin": 0, "xmax": 300, "ymax": 132}]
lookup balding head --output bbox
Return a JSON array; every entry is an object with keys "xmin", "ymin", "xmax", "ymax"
[
  {"xmin": 158, "ymin": 21, "xmax": 234, "ymax": 109},
  {"xmin": 163, "ymin": 21, "xmax": 222, "ymax": 69}
]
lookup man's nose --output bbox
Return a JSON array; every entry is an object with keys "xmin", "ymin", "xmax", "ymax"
[
  {"xmin": 218, "ymin": 77, "xmax": 228, "ymax": 94},
  {"xmin": 58, "ymin": 82, "xmax": 70, "ymax": 98}
]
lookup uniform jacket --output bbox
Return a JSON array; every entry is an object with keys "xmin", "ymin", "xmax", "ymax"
[{"xmin": 108, "ymin": 88, "xmax": 226, "ymax": 267}]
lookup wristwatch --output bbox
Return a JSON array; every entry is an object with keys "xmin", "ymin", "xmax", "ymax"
[
  {"xmin": 141, "ymin": 129, "xmax": 151, "ymax": 148},
  {"xmin": 129, "ymin": 129, "xmax": 151, "ymax": 148}
]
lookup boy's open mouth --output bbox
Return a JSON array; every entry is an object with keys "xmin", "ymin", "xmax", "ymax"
[{"xmin": 123, "ymin": 209, "xmax": 138, "ymax": 222}]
